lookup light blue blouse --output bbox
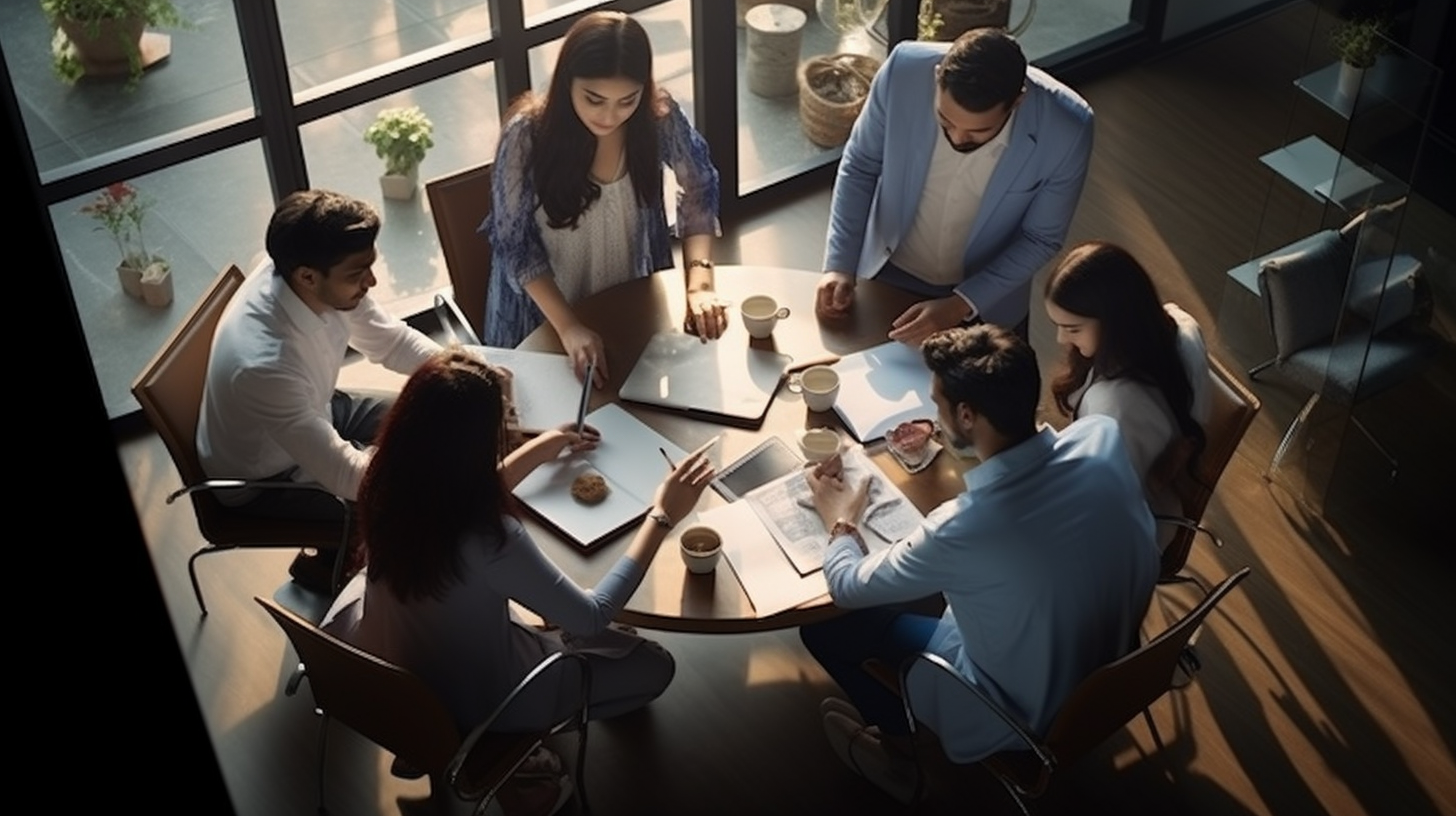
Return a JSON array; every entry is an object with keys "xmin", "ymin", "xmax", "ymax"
[{"xmin": 481, "ymin": 96, "xmax": 721, "ymax": 348}]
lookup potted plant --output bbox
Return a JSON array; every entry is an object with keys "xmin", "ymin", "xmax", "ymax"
[
  {"xmin": 1330, "ymin": 16, "xmax": 1389, "ymax": 98},
  {"xmin": 80, "ymin": 181, "xmax": 170, "ymax": 305},
  {"xmin": 42, "ymin": 0, "xmax": 188, "ymax": 88},
  {"xmin": 363, "ymin": 106, "xmax": 435, "ymax": 201}
]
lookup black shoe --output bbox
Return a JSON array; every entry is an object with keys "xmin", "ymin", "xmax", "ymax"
[{"xmin": 288, "ymin": 548, "xmax": 338, "ymax": 595}]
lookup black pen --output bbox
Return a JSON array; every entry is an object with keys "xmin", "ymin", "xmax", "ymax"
[
  {"xmin": 659, "ymin": 447, "xmax": 675, "ymax": 470},
  {"xmin": 574, "ymin": 359, "xmax": 595, "ymax": 435}
]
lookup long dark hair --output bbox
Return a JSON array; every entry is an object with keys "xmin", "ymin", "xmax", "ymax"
[
  {"xmin": 356, "ymin": 349, "xmax": 516, "ymax": 602},
  {"xmin": 512, "ymin": 11, "xmax": 665, "ymax": 229},
  {"xmin": 1046, "ymin": 241, "xmax": 1205, "ymax": 458}
]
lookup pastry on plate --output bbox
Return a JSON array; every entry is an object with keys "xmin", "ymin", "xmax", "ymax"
[{"xmin": 886, "ymin": 419, "xmax": 938, "ymax": 471}]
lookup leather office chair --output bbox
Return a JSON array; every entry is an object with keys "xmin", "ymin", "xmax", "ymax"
[
  {"xmin": 256, "ymin": 596, "xmax": 591, "ymax": 815},
  {"xmin": 426, "ymin": 163, "xmax": 494, "ymax": 346},
  {"xmin": 1253, "ymin": 230, "xmax": 1441, "ymax": 480},
  {"xmin": 131, "ymin": 265, "xmax": 349, "ymax": 615},
  {"xmin": 1154, "ymin": 356, "xmax": 1261, "ymax": 589},
  {"xmin": 895, "ymin": 566, "xmax": 1251, "ymax": 813}
]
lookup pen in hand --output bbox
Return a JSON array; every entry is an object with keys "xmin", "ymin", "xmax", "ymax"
[
  {"xmin": 574, "ymin": 359, "xmax": 595, "ymax": 435},
  {"xmin": 660, "ymin": 435, "xmax": 721, "ymax": 472}
]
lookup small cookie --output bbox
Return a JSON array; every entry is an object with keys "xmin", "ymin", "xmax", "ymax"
[{"xmin": 570, "ymin": 472, "xmax": 609, "ymax": 505}]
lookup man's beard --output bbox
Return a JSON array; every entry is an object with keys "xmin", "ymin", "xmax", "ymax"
[{"xmin": 942, "ymin": 128, "xmax": 985, "ymax": 154}]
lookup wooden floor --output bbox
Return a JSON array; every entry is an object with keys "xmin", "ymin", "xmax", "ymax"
[{"xmin": 108, "ymin": 3, "xmax": 1455, "ymax": 814}]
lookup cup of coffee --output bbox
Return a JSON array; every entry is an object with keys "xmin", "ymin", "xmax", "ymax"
[
  {"xmin": 679, "ymin": 525, "xmax": 723, "ymax": 574},
  {"xmin": 740, "ymin": 295, "xmax": 791, "ymax": 339},
  {"xmin": 797, "ymin": 427, "xmax": 841, "ymax": 462},
  {"xmin": 800, "ymin": 365, "xmax": 840, "ymax": 412}
]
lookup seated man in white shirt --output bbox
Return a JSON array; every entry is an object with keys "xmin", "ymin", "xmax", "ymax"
[
  {"xmin": 799, "ymin": 325, "xmax": 1157, "ymax": 804},
  {"xmin": 197, "ymin": 190, "xmax": 442, "ymax": 591}
]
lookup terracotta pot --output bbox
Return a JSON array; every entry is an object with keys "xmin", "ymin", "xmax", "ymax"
[
  {"xmin": 58, "ymin": 15, "xmax": 146, "ymax": 76},
  {"xmin": 117, "ymin": 261, "xmax": 144, "ymax": 298},
  {"xmin": 141, "ymin": 261, "xmax": 173, "ymax": 307}
]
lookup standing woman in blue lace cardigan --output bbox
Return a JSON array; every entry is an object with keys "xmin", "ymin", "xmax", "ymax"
[{"xmin": 483, "ymin": 11, "xmax": 725, "ymax": 386}]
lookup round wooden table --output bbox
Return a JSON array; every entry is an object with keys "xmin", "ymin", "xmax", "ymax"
[{"xmin": 518, "ymin": 265, "xmax": 970, "ymax": 633}]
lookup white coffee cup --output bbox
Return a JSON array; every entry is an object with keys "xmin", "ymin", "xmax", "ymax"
[
  {"xmin": 800, "ymin": 365, "xmax": 840, "ymax": 412},
  {"xmin": 741, "ymin": 294, "xmax": 791, "ymax": 339},
  {"xmin": 679, "ymin": 525, "xmax": 723, "ymax": 574},
  {"xmin": 797, "ymin": 427, "xmax": 841, "ymax": 462}
]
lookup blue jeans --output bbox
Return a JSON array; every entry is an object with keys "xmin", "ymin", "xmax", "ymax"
[{"xmin": 800, "ymin": 607, "xmax": 940, "ymax": 734}]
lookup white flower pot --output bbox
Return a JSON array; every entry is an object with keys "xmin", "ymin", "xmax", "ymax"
[
  {"xmin": 1337, "ymin": 61, "xmax": 1365, "ymax": 99},
  {"xmin": 379, "ymin": 167, "xmax": 419, "ymax": 201}
]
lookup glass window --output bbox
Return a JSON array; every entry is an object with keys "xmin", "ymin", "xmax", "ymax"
[
  {"xmin": 300, "ymin": 64, "xmax": 501, "ymax": 310},
  {"xmin": 737, "ymin": 1, "xmax": 887, "ymax": 193},
  {"xmin": 279, "ymin": 0, "xmax": 491, "ymax": 94},
  {"xmin": 52, "ymin": 142, "xmax": 274, "ymax": 417},
  {"xmin": 1, "ymin": 2, "xmax": 250, "ymax": 177}
]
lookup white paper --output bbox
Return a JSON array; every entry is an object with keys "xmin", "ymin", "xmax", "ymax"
[
  {"xmin": 512, "ymin": 403, "xmax": 686, "ymax": 549},
  {"xmin": 704, "ymin": 501, "xmax": 829, "ymax": 618},
  {"xmin": 466, "ymin": 346, "xmax": 581, "ymax": 433},
  {"xmin": 743, "ymin": 446, "xmax": 924, "ymax": 575},
  {"xmin": 830, "ymin": 342, "xmax": 938, "ymax": 443}
]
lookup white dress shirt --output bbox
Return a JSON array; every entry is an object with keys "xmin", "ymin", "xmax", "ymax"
[{"xmin": 197, "ymin": 261, "xmax": 440, "ymax": 502}]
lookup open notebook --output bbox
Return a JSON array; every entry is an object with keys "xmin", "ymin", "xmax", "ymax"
[
  {"xmin": 512, "ymin": 403, "xmax": 686, "ymax": 551},
  {"xmin": 465, "ymin": 346, "xmax": 580, "ymax": 434},
  {"xmin": 830, "ymin": 341, "xmax": 938, "ymax": 443}
]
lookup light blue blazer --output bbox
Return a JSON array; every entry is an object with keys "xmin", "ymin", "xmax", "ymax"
[{"xmin": 823, "ymin": 42, "xmax": 1094, "ymax": 327}]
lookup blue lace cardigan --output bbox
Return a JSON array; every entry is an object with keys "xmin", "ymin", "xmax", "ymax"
[{"xmin": 480, "ymin": 97, "xmax": 721, "ymax": 348}]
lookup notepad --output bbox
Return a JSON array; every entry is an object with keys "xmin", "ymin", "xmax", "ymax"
[
  {"xmin": 619, "ymin": 330, "xmax": 793, "ymax": 427},
  {"xmin": 830, "ymin": 341, "xmax": 938, "ymax": 443},
  {"xmin": 512, "ymin": 403, "xmax": 687, "ymax": 551},
  {"xmin": 465, "ymin": 346, "xmax": 580, "ymax": 434}
]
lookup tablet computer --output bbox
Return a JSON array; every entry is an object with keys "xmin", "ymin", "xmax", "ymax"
[{"xmin": 712, "ymin": 435, "xmax": 805, "ymax": 502}]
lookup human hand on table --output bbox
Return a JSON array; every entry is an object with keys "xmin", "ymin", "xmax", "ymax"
[
  {"xmin": 560, "ymin": 323, "xmax": 607, "ymax": 389},
  {"xmin": 887, "ymin": 296, "xmax": 972, "ymax": 347},
  {"xmin": 815, "ymin": 271, "xmax": 856, "ymax": 319},
  {"xmin": 806, "ymin": 454, "xmax": 869, "ymax": 528},
  {"xmin": 684, "ymin": 289, "xmax": 728, "ymax": 341}
]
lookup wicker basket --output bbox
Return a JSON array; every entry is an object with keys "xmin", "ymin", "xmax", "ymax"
[{"xmin": 798, "ymin": 53, "xmax": 881, "ymax": 148}]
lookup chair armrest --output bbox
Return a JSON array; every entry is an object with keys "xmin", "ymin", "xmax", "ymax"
[
  {"xmin": 1154, "ymin": 514, "xmax": 1224, "ymax": 549},
  {"xmin": 447, "ymin": 651, "xmax": 592, "ymax": 797},
  {"xmin": 903, "ymin": 652, "xmax": 1054, "ymax": 770},
  {"xmin": 434, "ymin": 292, "xmax": 482, "ymax": 346},
  {"xmin": 165, "ymin": 478, "xmax": 347, "ymax": 508}
]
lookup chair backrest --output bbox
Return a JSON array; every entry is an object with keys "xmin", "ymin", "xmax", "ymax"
[
  {"xmin": 255, "ymin": 597, "xmax": 464, "ymax": 776},
  {"xmin": 131, "ymin": 267, "xmax": 247, "ymax": 531},
  {"xmin": 1257, "ymin": 229, "xmax": 1353, "ymax": 359},
  {"xmin": 1160, "ymin": 357, "xmax": 1261, "ymax": 576},
  {"xmin": 426, "ymin": 163, "xmax": 494, "ymax": 343},
  {"xmin": 1043, "ymin": 566, "xmax": 1251, "ymax": 763}
]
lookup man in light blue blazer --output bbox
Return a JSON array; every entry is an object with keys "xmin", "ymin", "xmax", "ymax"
[{"xmin": 817, "ymin": 29, "xmax": 1094, "ymax": 345}]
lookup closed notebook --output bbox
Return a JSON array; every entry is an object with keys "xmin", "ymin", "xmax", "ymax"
[{"xmin": 619, "ymin": 330, "xmax": 792, "ymax": 427}]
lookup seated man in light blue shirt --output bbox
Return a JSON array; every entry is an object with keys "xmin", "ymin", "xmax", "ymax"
[{"xmin": 799, "ymin": 324, "xmax": 1157, "ymax": 804}]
